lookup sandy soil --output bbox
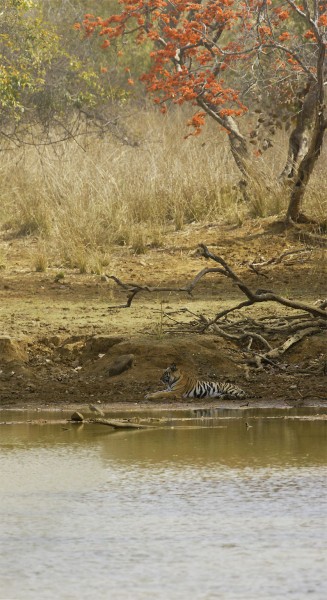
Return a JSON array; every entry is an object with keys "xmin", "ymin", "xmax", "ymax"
[{"xmin": 0, "ymin": 218, "xmax": 326, "ymax": 411}]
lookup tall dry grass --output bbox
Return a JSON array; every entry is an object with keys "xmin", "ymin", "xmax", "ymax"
[{"xmin": 0, "ymin": 108, "xmax": 326, "ymax": 271}]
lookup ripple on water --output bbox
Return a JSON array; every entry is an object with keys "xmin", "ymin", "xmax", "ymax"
[{"xmin": 0, "ymin": 418, "xmax": 326, "ymax": 599}]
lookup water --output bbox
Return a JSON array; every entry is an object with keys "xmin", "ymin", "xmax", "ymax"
[{"xmin": 0, "ymin": 410, "xmax": 326, "ymax": 599}]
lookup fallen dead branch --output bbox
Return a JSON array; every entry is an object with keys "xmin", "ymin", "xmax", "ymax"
[
  {"xmin": 250, "ymin": 247, "xmax": 311, "ymax": 267},
  {"xmin": 209, "ymin": 322, "xmax": 273, "ymax": 351},
  {"xmin": 197, "ymin": 244, "xmax": 327, "ymax": 322},
  {"xmin": 107, "ymin": 244, "xmax": 326, "ymax": 320},
  {"xmin": 106, "ymin": 244, "xmax": 326, "ymax": 370},
  {"xmin": 261, "ymin": 326, "xmax": 322, "ymax": 359},
  {"xmin": 291, "ymin": 224, "xmax": 327, "ymax": 247},
  {"xmin": 91, "ymin": 418, "xmax": 155, "ymax": 429},
  {"xmin": 107, "ymin": 268, "xmax": 222, "ymax": 308},
  {"xmin": 247, "ymin": 326, "xmax": 323, "ymax": 370}
]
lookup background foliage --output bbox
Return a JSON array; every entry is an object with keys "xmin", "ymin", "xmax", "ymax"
[{"xmin": 0, "ymin": 0, "xmax": 326, "ymax": 265}]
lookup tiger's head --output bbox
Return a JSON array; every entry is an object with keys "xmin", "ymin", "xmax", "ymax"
[{"xmin": 160, "ymin": 363, "xmax": 182, "ymax": 388}]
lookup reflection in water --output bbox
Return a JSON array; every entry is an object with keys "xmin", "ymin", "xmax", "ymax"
[{"xmin": 0, "ymin": 415, "xmax": 326, "ymax": 600}]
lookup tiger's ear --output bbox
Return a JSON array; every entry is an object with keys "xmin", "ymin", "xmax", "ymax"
[{"xmin": 170, "ymin": 363, "xmax": 177, "ymax": 371}]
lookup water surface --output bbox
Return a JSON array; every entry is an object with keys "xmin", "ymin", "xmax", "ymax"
[{"xmin": 0, "ymin": 410, "xmax": 326, "ymax": 599}]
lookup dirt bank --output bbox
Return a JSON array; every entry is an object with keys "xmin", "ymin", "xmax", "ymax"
[{"xmin": 0, "ymin": 218, "xmax": 326, "ymax": 410}]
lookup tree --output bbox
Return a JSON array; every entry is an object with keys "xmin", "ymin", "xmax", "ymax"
[
  {"xmin": 80, "ymin": 0, "xmax": 327, "ymax": 223},
  {"xmin": 0, "ymin": 1, "xmax": 60, "ymax": 126},
  {"xmin": 0, "ymin": 0, "xmax": 130, "ymax": 149}
]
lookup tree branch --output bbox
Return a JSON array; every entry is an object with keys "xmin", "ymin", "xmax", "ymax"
[
  {"xmin": 198, "ymin": 244, "xmax": 327, "ymax": 320},
  {"xmin": 106, "ymin": 245, "xmax": 326, "ymax": 322}
]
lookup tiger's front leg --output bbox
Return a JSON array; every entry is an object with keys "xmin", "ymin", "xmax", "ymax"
[{"xmin": 145, "ymin": 390, "xmax": 178, "ymax": 400}]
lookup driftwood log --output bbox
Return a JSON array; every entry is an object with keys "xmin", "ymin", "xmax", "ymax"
[{"xmin": 91, "ymin": 418, "xmax": 155, "ymax": 429}]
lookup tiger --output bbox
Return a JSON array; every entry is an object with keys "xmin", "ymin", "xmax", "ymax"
[{"xmin": 145, "ymin": 364, "xmax": 246, "ymax": 400}]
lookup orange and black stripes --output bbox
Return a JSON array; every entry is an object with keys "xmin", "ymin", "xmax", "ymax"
[{"xmin": 159, "ymin": 364, "xmax": 246, "ymax": 399}]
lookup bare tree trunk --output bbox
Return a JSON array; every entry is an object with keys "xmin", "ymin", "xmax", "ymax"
[
  {"xmin": 286, "ymin": 42, "xmax": 326, "ymax": 223},
  {"xmin": 197, "ymin": 41, "xmax": 325, "ymax": 222},
  {"xmin": 286, "ymin": 115, "xmax": 326, "ymax": 222},
  {"xmin": 196, "ymin": 97, "xmax": 251, "ymax": 194},
  {"xmin": 280, "ymin": 82, "xmax": 317, "ymax": 181},
  {"xmin": 224, "ymin": 116, "xmax": 250, "ymax": 180}
]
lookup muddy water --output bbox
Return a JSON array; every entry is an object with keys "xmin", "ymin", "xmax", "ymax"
[{"xmin": 0, "ymin": 410, "xmax": 326, "ymax": 600}]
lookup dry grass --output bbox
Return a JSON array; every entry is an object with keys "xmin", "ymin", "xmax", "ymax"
[{"xmin": 0, "ymin": 107, "xmax": 326, "ymax": 271}]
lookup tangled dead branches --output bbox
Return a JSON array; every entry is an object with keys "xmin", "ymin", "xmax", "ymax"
[{"xmin": 106, "ymin": 244, "xmax": 326, "ymax": 370}]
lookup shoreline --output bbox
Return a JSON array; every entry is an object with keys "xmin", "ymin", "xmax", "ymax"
[{"xmin": 1, "ymin": 401, "xmax": 326, "ymax": 415}]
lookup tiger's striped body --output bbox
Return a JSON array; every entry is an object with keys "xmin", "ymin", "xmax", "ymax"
[{"xmin": 146, "ymin": 364, "xmax": 246, "ymax": 400}]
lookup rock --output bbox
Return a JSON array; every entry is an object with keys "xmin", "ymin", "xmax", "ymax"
[
  {"xmin": 70, "ymin": 411, "xmax": 84, "ymax": 422},
  {"xmin": 0, "ymin": 336, "xmax": 28, "ymax": 363},
  {"xmin": 59, "ymin": 341, "xmax": 85, "ymax": 358},
  {"xmin": 84, "ymin": 335, "xmax": 124, "ymax": 356},
  {"xmin": 40, "ymin": 335, "xmax": 61, "ymax": 347},
  {"xmin": 107, "ymin": 354, "xmax": 134, "ymax": 377},
  {"xmin": 89, "ymin": 404, "xmax": 105, "ymax": 417}
]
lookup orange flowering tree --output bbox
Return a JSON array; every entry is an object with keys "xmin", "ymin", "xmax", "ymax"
[{"xmin": 79, "ymin": 1, "xmax": 326, "ymax": 222}]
